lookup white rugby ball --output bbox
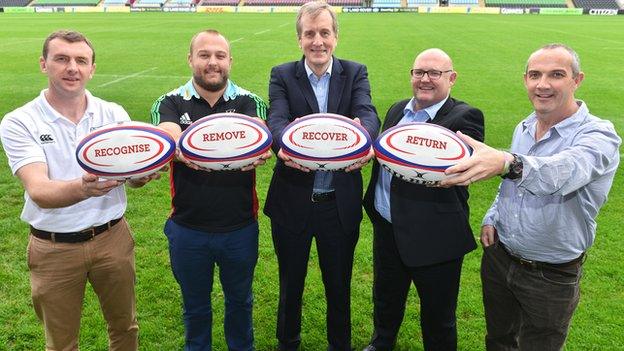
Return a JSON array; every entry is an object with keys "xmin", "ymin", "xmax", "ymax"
[
  {"xmin": 280, "ymin": 113, "xmax": 372, "ymax": 171},
  {"xmin": 76, "ymin": 121, "xmax": 175, "ymax": 180},
  {"xmin": 374, "ymin": 122, "xmax": 472, "ymax": 184},
  {"xmin": 178, "ymin": 113, "xmax": 272, "ymax": 171}
]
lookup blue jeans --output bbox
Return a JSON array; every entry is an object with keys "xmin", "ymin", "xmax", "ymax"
[{"xmin": 165, "ymin": 219, "xmax": 258, "ymax": 351}]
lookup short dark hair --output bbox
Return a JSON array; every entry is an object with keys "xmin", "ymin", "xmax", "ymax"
[
  {"xmin": 42, "ymin": 30, "xmax": 95, "ymax": 63},
  {"xmin": 189, "ymin": 29, "xmax": 230, "ymax": 55},
  {"xmin": 296, "ymin": 1, "xmax": 338, "ymax": 38}
]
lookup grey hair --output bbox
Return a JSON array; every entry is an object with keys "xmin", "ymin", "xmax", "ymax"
[
  {"xmin": 296, "ymin": 1, "xmax": 338, "ymax": 38},
  {"xmin": 526, "ymin": 43, "xmax": 581, "ymax": 77}
]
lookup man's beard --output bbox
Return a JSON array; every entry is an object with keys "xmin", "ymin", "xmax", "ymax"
[{"xmin": 193, "ymin": 71, "xmax": 228, "ymax": 92}]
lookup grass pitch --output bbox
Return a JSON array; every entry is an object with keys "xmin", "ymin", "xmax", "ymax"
[{"xmin": 0, "ymin": 12, "xmax": 623, "ymax": 350}]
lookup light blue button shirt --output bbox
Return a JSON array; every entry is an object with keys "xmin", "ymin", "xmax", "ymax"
[
  {"xmin": 374, "ymin": 97, "xmax": 448, "ymax": 223},
  {"xmin": 305, "ymin": 60, "xmax": 335, "ymax": 193},
  {"xmin": 483, "ymin": 101, "xmax": 621, "ymax": 263}
]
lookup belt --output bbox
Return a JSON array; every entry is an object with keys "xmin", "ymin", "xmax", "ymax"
[
  {"xmin": 30, "ymin": 217, "xmax": 122, "ymax": 243},
  {"xmin": 499, "ymin": 242, "xmax": 585, "ymax": 270},
  {"xmin": 311, "ymin": 191, "xmax": 336, "ymax": 203}
]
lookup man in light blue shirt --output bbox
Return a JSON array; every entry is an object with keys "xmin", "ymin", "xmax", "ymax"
[
  {"xmin": 442, "ymin": 44, "xmax": 621, "ymax": 350},
  {"xmin": 373, "ymin": 98, "xmax": 446, "ymax": 223},
  {"xmin": 306, "ymin": 59, "xmax": 334, "ymax": 193},
  {"xmin": 264, "ymin": 2, "xmax": 380, "ymax": 350}
]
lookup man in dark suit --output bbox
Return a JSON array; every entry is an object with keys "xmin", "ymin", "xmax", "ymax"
[
  {"xmin": 362, "ymin": 48, "xmax": 484, "ymax": 351},
  {"xmin": 263, "ymin": 2, "xmax": 379, "ymax": 350}
]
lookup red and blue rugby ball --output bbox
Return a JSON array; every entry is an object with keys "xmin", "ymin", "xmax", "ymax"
[
  {"xmin": 178, "ymin": 113, "xmax": 272, "ymax": 171},
  {"xmin": 280, "ymin": 113, "xmax": 372, "ymax": 171},
  {"xmin": 76, "ymin": 121, "xmax": 176, "ymax": 180},
  {"xmin": 374, "ymin": 122, "xmax": 472, "ymax": 184}
]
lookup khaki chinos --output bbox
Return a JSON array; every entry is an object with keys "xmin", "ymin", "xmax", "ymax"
[{"xmin": 28, "ymin": 218, "xmax": 138, "ymax": 351}]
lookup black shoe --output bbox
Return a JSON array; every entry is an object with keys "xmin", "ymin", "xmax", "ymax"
[{"xmin": 278, "ymin": 343, "xmax": 298, "ymax": 351}]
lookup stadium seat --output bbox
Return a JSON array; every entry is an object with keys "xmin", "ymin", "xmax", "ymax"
[
  {"xmin": 198, "ymin": 0, "xmax": 238, "ymax": 5},
  {"xmin": 167, "ymin": 0, "xmax": 192, "ymax": 5},
  {"xmin": 243, "ymin": 0, "xmax": 304, "ymax": 5},
  {"xmin": 406, "ymin": 0, "xmax": 439, "ymax": 6},
  {"xmin": 132, "ymin": 0, "xmax": 164, "ymax": 6},
  {"xmin": 449, "ymin": 0, "xmax": 478, "ymax": 4},
  {"xmin": 31, "ymin": 0, "xmax": 100, "ymax": 5},
  {"xmin": 0, "ymin": 0, "xmax": 31, "ymax": 6},
  {"xmin": 103, "ymin": 0, "xmax": 129, "ymax": 5},
  {"xmin": 572, "ymin": 0, "xmax": 620, "ymax": 8},
  {"xmin": 485, "ymin": 0, "xmax": 567, "ymax": 7},
  {"xmin": 372, "ymin": 0, "xmax": 401, "ymax": 7}
]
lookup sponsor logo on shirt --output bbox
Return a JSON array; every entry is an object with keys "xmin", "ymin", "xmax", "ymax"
[
  {"xmin": 39, "ymin": 134, "xmax": 55, "ymax": 144},
  {"xmin": 180, "ymin": 113, "xmax": 192, "ymax": 125}
]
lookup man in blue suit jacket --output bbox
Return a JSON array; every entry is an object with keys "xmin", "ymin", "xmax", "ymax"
[{"xmin": 264, "ymin": 2, "xmax": 379, "ymax": 350}]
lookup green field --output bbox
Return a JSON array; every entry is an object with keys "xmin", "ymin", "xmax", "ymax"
[{"xmin": 0, "ymin": 12, "xmax": 623, "ymax": 350}]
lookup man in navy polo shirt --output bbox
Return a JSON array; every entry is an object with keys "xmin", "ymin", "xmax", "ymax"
[{"xmin": 151, "ymin": 29, "xmax": 269, "ymax": 351}]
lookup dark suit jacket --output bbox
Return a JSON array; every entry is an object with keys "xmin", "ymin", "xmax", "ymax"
[
  {"xmin": 363, "ymin": 97, "xmax": 485, "ymax": 267},
  {"xmin": 264, "ymin": 57, "xmax": 380, "ymax": 233}
]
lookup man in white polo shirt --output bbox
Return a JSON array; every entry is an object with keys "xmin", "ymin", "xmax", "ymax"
[{"xmin": 0, "ymin": 30, "xmax": 156, "ymax": 351}]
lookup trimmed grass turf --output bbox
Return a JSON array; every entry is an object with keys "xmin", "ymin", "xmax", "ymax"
[{"xmin": 0, "ymin": 12, "xmax": 623, "ymax": 350}]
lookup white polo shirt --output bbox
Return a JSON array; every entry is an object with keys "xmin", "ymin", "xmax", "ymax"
[{"xmin": 0, "ymin": 90, "xmax": 129, "ymax": 232}]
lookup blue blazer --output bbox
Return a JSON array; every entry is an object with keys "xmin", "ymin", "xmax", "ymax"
[{"xmin": 264, "ymin": 56, "xmax": 380, "ymax": 233}]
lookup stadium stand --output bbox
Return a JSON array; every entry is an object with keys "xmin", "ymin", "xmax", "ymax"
[
  {"xmin": 103, "ymin": 0, "xmax": 129, "ymax": 5},
  {"xmin": 573, "ymin": 0, "xmax": 619, "ymax": 7},
  {"xmin": 327, "ymin": 0, "xmax": 361, "ymax": 5},
  {"xmin": 244, "ymin": 0, "xmax": 305, "ymax": 4},
  {"xmin": 406, "ymin": 0, "xmax": 438, "ymax": 5},
  {"xmin": 449, "ymin": 0, "xmax": 478, "ymax": 4},
  {"xmin": 372, "ymin": 0, "xmax": 401, "ymax": 7},
  {"xmin": 243, "ymin": 0, "xmax": 360, "ymax": 4},
  {"xmin": 31, "ymin": 0, "xmax": 99, "ymax": 5},
  {"xmin": 485, "ymin": 0, "xmax": 566, "ymax": 6},
  {"xmin": 198, "ymin": 0, "xmax": 238, "ymax": 5},
  {"xmin": 133, "ymin": 0, "xmax": 163, "ymax": 6},
  {"xmin": 167, "ymin": 0, "xmax": 193, "ymax": 5},
  {"xmin": 0, "ymin": 0, "xmax": 31, "ymax": 5}
]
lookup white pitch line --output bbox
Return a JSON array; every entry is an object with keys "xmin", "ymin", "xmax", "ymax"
[
  {"xmin": 98, "ymin": 73, "xmax": 187, "ymax": 79},
  {"xmin": 97, "ymin": 67, "xmax": 157, "ymax": 88},
  {"xmin": 0, "ymin": 38, "xmax": 42, "ymax": 49},
  {"xmin": 231, "ymin": 22, "xmax": 288, "ymax": 45}
]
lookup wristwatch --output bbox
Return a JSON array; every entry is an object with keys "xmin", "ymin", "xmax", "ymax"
[{"xmin": 501, "ymin": 153, "xmax": 523, "ymax": 180}]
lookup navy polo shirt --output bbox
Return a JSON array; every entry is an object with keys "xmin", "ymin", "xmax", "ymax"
[{"xmin": 151, "ymin": 79, "xmax": 267, "ymax": 233}]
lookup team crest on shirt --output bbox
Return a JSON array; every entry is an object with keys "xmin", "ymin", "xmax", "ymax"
[{"xmin": 225, "ymin": 109, "xmax": 236, "ymax": 113}]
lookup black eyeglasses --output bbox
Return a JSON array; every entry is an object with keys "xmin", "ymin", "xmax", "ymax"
[{"xmin": 410, "ymin": 69, "xmax": 453, "ymax": 80}]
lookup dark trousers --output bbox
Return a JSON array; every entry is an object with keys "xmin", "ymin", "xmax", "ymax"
[
  {"xmin": 271, "ymin": 200, "xmax": 359, "ymax": 351},
  {"xmin": 165, "ymin": 219, "xmax": 259, "ymax": 351},
  {"xmin": 369, "ymin": 218, "xmax": 463, "ymax": 351},
  {"xmin": 482, "ymin": 242, "xmax": 582, "ymax": 351}
]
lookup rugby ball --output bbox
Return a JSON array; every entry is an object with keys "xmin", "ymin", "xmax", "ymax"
[
  {"xmin": 76, "ymin": 121, "xmax": 176, "ymax": 180},
  {"xmin": 280, "ymin": 113, "xmax": 372, "ymax": 171},
  {"xmin": 374, "ymin": 123, "xmax": 472, "ymax": 184},
  {"xmin": 178, "ymin": 113, "xmax": 272, "ymax": 171}
]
